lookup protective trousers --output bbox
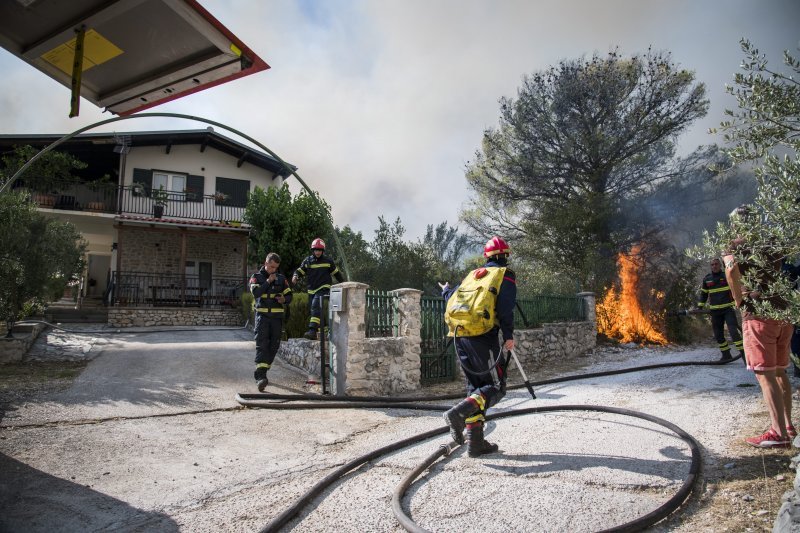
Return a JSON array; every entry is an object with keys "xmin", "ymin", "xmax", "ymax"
[
  {"xmin": 454, "ymin": 332, "xmax": 507, "ymax": 425},
  {"xmin": 254, "ymin": 313, "xmax": 283, "ymax": 380},
  {"xmin": 711, "ymin": 308, "xmax": 743, "ymax": 357},
  {"xmin": 307, "ymin": 288, "xmax": 329, "ymax": 332}
]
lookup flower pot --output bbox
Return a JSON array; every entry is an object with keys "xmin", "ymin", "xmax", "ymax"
[{"xmin": 153, "ymin": 205, "xmax": 164, "ymax": 218}]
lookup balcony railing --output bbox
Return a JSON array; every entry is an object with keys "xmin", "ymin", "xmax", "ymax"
[
  {"xmin": 110, "ymin": 271, "xmax": 246, "ymax": 308},
  {"xmin": 11, "ymin": 178, "xmax": 246, "ymax": 223}
]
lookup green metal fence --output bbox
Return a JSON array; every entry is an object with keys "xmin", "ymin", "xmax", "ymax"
[
  {"xmin": 363, "ymin": 291, "xmax": 587, "ymax": 383},
  {"xmin": 419, "ymin": 296, "xmax": 456, "ymax": 384},
  {"xmin": 514, "ymin": 295, "xmax": 586, "ymax": 329},
  {"xmin": 365, "ymin": 289, "xmax": 398, "ymax": 338}
]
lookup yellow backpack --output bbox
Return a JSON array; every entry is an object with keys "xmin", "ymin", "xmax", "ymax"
[{"xmin": 445, "ymin": 266, "xmax": 506, "ymax": 337}]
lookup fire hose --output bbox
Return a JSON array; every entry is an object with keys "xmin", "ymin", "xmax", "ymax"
[{"xmin": 239, "ymin": 353, "xmax": 737, "ymax": 531}]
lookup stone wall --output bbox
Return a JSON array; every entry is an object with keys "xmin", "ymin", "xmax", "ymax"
[
  {"xmin": 118, "ymin": 226, "xmax": 244, "ymax": 277},
  {"xmin": 279, "ymin": 287, "xmax": 596, "ymax": 397},
  {"xmin": 109, "ymin": 307, "xmax": 242, "ymax": 327},
  {"xmin": 0, "ymin": 323, "xmax": 47, "ymax": 364},
  {"xmin": 507, "ymin": 321, "xmax": 597, "ymax": 379}
]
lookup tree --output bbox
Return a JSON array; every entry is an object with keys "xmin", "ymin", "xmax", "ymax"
[
  {"xmin": 369, "ymin": 216, "xmax": 427, "ymax": 291},
  {"xmin": 693, "ymin": 40, "xmax": 800, "ymax": 323},
  {"xmin": 417, "ymin": 222, "xmax": 470, "ymax": 294},
  {"xmin": 244, "ymin": 184, "xmax": 338, "ymax": 278},
  {"xmin": 0, "ymin": 190, "xmax": 85, "ymax": 333},
  {"xmin": 1, "ymin": 145, "xmax": 87, "ymax": 192},
  {"xmin": 462, "ymin": 49, "xmax": 710, "ymax": 291}
]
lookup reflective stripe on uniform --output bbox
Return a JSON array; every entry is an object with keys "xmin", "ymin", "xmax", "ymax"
[
  {"xmin": 308, "ymin": 284, "xmax": 331, "ymax": 294},
  {"xmin": 708, "ymin": 301, "xmax": 734, "ymax": 310},
  {"xmin": 469, "ymin": 392, "xmax": 487, "ymax": 411},
  {"xmin": 309, "ymin": 263, "xmax": 332, "ymax": 269},
  {"xmin": 309, "ymin": 316, "xmax": 321, "ymax": 325},
  {"xmin": 465, "ymin": 413, "xmax": 485, "ymax": 424},
  {"xmin": 704, "ymin": 286, "xmax": 732, "ymax": 294},
  {"xmin": 256, "ymin": 363, "xmax": 271, "ymax": 370},
  {"xmin": 256, "ymin": 308, "xmax": 284, "ymax": 314}
]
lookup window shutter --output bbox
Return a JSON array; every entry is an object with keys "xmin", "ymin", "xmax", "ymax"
[
  {"xmin": 186, "ymin": 175, "xmax": 204, "ymax": 202},
  {"xmin": 132, "ymin": 168, "xmax": 152, "ymax": 197},
  {"xmin": 215, "ymin": 177, "xmax": 250, "ymax": 208}
]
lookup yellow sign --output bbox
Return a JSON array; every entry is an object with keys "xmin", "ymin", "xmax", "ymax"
[{"xmin": 41, "ymin": 29, "xmax": 123, "ymax": 75}]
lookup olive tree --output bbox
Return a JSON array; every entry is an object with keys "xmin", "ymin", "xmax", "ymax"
[
  {"xmin": 0, "ymin": 190, "xmax": 85, "ymax": 333},
  {"xmin": 692, "ymin": 40, "xmax": 800, "ymax": 323}
]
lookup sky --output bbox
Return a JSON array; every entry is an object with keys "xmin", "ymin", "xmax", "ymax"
[{"xmin": 1, "ymin": 0, "xmax": 799, "ymax": 242}]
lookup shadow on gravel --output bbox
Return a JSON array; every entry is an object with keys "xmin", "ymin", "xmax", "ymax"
[{"xmin": 0, "ymin": 452, "xmax": 178, "ymax": 532}]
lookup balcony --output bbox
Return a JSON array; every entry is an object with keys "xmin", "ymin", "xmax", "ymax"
[
  {"xmin": 110, "ymin": 271, "xmax": 246, "ymax": 308},
  {"xmin": 11, "ymin": 178, "xmax": 246, "ymax": 224}
]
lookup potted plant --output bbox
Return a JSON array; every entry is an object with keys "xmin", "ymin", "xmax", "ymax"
[
  {"xmin": 131, "ymin": 181, "xmax": 146, "ymax": 196},
  {"xmin": 152, "ymin": 185, "xmax": 169, "ymax": 218},
  {"xmin": 213, "ymin": 191, "xmax": 229, "ymax": 204}
]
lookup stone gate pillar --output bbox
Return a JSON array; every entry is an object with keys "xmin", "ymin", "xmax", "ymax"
[
  {"xmin": 577, "ymin": 291, "xmax": 596, "ymax": 328},
  {"xmin": 329, "ymin": 281, "xmax": 368, "ymax": 396}
]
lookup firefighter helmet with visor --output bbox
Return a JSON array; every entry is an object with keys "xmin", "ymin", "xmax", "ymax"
[
  {"xmin": 483, "ymin": 236, "xmax": 510, "ymax": 258},
  {"xmin": 310, "ymin": 238, "xmax": 326, "ymax": 251}
]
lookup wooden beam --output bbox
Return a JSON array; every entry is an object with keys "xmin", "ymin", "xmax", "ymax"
[
  {"xmin": 237, "ymin": 152, "xmax": 247, "ymax": 168},
  {"xmin": 165, "ymin": 141, "xmax": 172, "ymax": 154}
]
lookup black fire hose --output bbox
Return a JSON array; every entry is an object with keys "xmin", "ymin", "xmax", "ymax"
[
  {"xmin": 259, "ymin": 405, "xmax": 701, "ymax": 533},
  {"xmin": 236, "ymin": 352, "xmax": 742, "ymax": 408}
]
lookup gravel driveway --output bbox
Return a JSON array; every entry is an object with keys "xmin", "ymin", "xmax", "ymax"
[{"xmin": 0, "ymin": 325, "xmax": 793, "ymax": 532}]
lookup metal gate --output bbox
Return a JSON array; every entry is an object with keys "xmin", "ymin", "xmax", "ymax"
[{"xmin": 419, "ymin": 296, "xmax": 456, "ymax": 383}]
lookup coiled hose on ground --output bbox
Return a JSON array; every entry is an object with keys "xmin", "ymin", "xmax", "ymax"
[{"xmin": 239, "ymin": 353, "xmax": 740, "ymax": 532}]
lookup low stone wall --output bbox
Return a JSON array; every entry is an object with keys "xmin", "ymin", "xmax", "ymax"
[
  {"xmin": 108, "ymin": 307, "xmax": 242, "ymax": 327},
  {"xmin": 510, "ymin": 321, "xmax": 597, "ymax": 375},
  {"xmin": 774, "ymin": 454, "xmax": 800, "ymax": 530},
  {"xmin": 0, "ymin": 323, "xmax": 47, "ymax": 364},
  {"xmin": 345, "ymin": 337, "xmax": 422, "ymax": 396},
  {"xmin": 278, "ymin": 338, "xmax": 324, "ymax": 377}
]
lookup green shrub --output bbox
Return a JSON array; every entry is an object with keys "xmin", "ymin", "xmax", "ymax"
[
  {"xmin": 240, "ymin": 292, "xmax": 254, "ymax": 326},
  {"xmin": 285, "ymin": 292, "xmax": 309, "ymax": 338}
]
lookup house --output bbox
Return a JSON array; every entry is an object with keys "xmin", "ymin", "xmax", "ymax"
[{"xmin": 1, "ymin": 129, "xmax": 293, "ymax": 326}]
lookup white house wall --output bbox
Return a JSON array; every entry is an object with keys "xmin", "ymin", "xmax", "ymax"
[{"xmin": 123, "ymin": 144, "xmax": 281, "ymax": 194}]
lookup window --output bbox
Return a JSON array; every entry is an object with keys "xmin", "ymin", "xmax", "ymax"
[
  {"xmin": 153, "ymin": 171, "xmax": 187, "ymax": 201},
  {"xmin": 215, "ymin": 177, "xmax": 250, "ymax": 208}
]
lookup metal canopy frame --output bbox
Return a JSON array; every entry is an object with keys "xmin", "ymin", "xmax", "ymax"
[{"xmin": 0, "ymin": 0, "xmax": 269, "ymax": 115}]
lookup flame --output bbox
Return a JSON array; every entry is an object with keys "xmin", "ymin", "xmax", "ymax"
[{"xmin": 596, "ymin": 246, "xmax": 668, "ymax": 345}]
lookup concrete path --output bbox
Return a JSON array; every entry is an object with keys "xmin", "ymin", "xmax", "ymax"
[{"xmin": 0, "ymin": 326, "xmax": 773, "ymax": 532}]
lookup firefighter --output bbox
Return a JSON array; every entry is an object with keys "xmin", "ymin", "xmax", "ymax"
[
  {"xmin": 250, "ymin": 252, "xmax": 293, "ymax": 391},
  {"xmin": 695, "ymin": 257, "xmax": 744, "ymax": 361},
  {"xmin": 292, "ymin": 238, "xmax": 344, "ymax": 340},
  {"xmin": 439, "ymin": 236, "xmax": 517, "ymax": 457}
]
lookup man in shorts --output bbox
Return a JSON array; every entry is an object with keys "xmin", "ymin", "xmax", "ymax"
[{"xmin": 724, "ymin": 239, "xmax": 794, "ymax": 448}]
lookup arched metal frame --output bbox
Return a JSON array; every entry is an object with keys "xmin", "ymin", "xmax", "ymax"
[{"xmin": 0, "ymin": 112, "xmax": 351, "ymax": 279}]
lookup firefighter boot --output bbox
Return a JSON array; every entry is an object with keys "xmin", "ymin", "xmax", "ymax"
[
  {"xmin": 467, "ymin": 421, "xmax": 499, "ymax": 458},
  {"xmin": 254, "ymin": 368, "xmax": 269, "ymax": 392},
  {"xmin": 443, "ymin": 398, "xmax": 478, "ymax": 445},
  {"xmin": 719, "ymin": 350, "xmax": 733, "ymax": 362},
  {"xmin": 303, "ymin": 329, "xmax": 318, "ymax": 340}
]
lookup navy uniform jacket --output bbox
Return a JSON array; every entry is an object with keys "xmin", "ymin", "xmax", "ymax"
[
  {"xmin": 294, "ymin": 254, "xmax": 344, "ymax": 294},
  {"xmin": 250, "ymin": 267, "xmax": 293, "ymax": 316},
  {"xmin": 696, "ymin": 270, "xmax": 735, "ymax": 314}
]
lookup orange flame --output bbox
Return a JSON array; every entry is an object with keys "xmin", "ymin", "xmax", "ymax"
[{"xmin": 596, "ymin": 246, "xmax": 668, "ymax": 345}]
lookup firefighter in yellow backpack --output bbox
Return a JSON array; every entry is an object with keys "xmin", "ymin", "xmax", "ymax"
[{"xmin": 439, "ymin": 236, "xmax": 517, "ymax": 457}]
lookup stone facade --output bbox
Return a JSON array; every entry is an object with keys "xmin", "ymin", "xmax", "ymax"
[
  {"xmin": 118, "ymin": 226, "xmax": 245, "ymax": 278},
  {"xmin": 108, "ymin": 307, "xmax": 242, "ymax": 327}
]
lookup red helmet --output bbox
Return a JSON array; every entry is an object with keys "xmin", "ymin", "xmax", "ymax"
[
  {"xmin": 483, "ymin": 236, "xmax": 510, "ymax": 258},
  {"xmin": 310, "ymin": 238, "xmax": 326, "ymax": 251}
]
